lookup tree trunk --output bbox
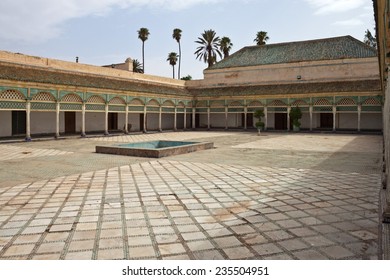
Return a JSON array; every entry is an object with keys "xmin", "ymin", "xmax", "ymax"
[
  {"xmin": 172, "ymin": 65, "xmax": 175, "ymax": 79},
  {"xmin": 142, "ymin": 42, "xmax": 145, "ymax": 73},
  {"xmin": 178, "ymin": 42, "xmax": 181, "ymax": 79}
]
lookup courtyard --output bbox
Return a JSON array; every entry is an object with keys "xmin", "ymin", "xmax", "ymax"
[{"xmin": 0, "ymin": 131, "xmax": 382, "ymax": 260}]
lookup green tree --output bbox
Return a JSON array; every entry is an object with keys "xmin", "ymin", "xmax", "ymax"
[
  {"xmin": 137, "ymin": 27, "xmax": 150, "ymax": 73},
  {"xmin": 220, "ymin": 36, "xmax": 233, "ymax": 58},
  {"xmin": 254, "ymin": 109, "xmax": 265, "ymax": 135},
  {"xmin": 181, "ymin": 75, "xmax": 192, "ymax": 81},
  {"xmin": 194, "ymin": 29, "xmax": 222, "ymax": 68},
  {"xmin": 364, "ymin": 29, "xmax": 377, "ymax": 48},
  {"xmin": 167, "ymin": 52, "xmax": 178, "ymax": 79},
  {"xmin": 254, "ymin": 31, "xmax": 269, "ymax": 45},
  {"xmin": 132, "ymin": 59, "xmax": 144, "ymax": 73},
  {"xmin": 173, "ymin": 28, "xmax": 182, "ymax": 79},
  {"xmin": 289, "ymin": 107, "xmax": 302, "ymax": 131}
]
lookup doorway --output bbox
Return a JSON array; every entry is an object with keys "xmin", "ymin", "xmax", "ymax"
[
  {"xmin": 108, "ymin": 112, "xmax": 118, "ymax": 131},
  {"xmin": 320, "ymin": 113, "xmax": 333, "ymax": 128},
  {"xmin": 12, "ymin": 111, "xmax": 26, "ymax": 135},
  {"xmin": 65, "ymin": 112, "xmax": 76, "ymax": 134},
  {"xmin": 275, "ymin": 113, "xmax": 287, "ymax": 130}
]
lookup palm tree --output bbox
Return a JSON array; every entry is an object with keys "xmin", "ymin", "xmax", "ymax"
[
  {"xmin": 172, "ymin": 28, "xmax": 182, "ymax": 79},
  {"xmin": 254, "ymin": 31, "xmax": 269, "ymax": 45},
  {"xmin": 194, "ymin": 29, "xmax": 222, "ymax": 68},
  {"xmin": 137, "ymin": 27, "xmax": 150, "ymax": 73},
  {"xmin": 167, "ymin": 52, "xmax": 178, "ymax": 79},
  {"xmin": 220, "ymin": 36, "xmax": 233, "ymax": 58},
  {"xmin": 132, "ymin": 59, "xmax": 144, "ymax": 73}
]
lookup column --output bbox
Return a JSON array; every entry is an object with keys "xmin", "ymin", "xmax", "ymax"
[
  {"xmin": 207, "ymin": 107, "xmax": 210, "ymax": 130},
  {"xmin": 174, "ymin": 106, "xmax": 177, "ymax": 131},
  {"xmin": 159, "ymin": 106, "xmax": 162, "ymax": 132},
  {"xmin": 264, "ymin": 106, "xmax": 268, "ymax": 131},
  {"xmin": 143, "ymin": 105, "xmax": 147, "ymax": 133},
  {"xmin": 225, "ymin": 106, "xmax": 228, "ymax": 130},
  {"xmin": 332, "ymin": 105, "xmax": 336, "ymax": 132},
  {"xmin": 192, "ymin": 108, "xmax": 196, "ymax": 129},
  {"xmin": 25, "ymin": 99, "xmax": 31, "ymax": 141},
  {"xmin": 309, "ymin": 105, "xmax": 313, "ymax": 131},
  {"xmin": 81, "ymin": 102, "xmax": 86, "ymax": 137},
  {"xmin": 55, "ymin": 101, "xmax": 60, "ymax": 138},
  {"xmin": 125, "ymin": 104, "xmax": 129, "ymax": 134},
  {"xmin": 357, "ymin": 104, "xmax": 362, "ymax": 132},
  {"xmin": 287, "ymin": 106, "xmax": 291, "ymax": 131},
  {"xmin": 244, "ymin": 106, "xmax": 248, "ymax": 130},
  {"xmin": 183, "ymin": 107, "xmax": 187, "ymax": 131},
  {"xmin": 104, "ymin": 103, "xmax": 109, "ymax": 135}
]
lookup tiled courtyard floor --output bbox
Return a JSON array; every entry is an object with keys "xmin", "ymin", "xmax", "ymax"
[{"xmin": 0, "ymin": 132, "xmax": 382, "ymax": 260}]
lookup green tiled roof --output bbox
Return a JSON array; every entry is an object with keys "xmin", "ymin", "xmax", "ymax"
[
  {"xmin": 209, "ymin": 36, "xmax": 377, "ymax": 70},
  {"xmin": 188, "ymin": 80, "xmax": 381, "ymax": 97},
  {"xmin": 0, "ymin": 63, "xmax": 190, "ymax": 97}
]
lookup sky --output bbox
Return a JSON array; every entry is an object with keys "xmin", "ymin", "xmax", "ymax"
[{"xmin": 0, "ymin": 0, "xmax": 375, "ymax": 79}]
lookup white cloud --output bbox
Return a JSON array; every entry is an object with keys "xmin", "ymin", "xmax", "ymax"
[
  {"xmin": 0, "ymin": 0, "xmax": 225, "ymax": 42},
  {"xmin": 304, "ymin": 0, "xmax": 366, "ymax": 15},
  {"xmin": 332, "ymin": 19, "xmax": 364, "ymax": 27}
]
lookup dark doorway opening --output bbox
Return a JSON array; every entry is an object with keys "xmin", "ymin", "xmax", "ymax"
[
  {"xmin": 140, "ymin": 113, "xmax": 145, "ymax": 132},
  {"xmin": 195, "ymin": 114, "xmax": 200, "ymax": 128},
  {"xmin": 275, "ymin": 113, "xmax": 287, "ymax": 130},
  {"xmin": 108, "ymin": 112, "xmax": 118, "ymax": 131},
  {"xmin": 65, "ymin": 112, "xmax": 76, "ymax": 134},
  {"xmin": 12, "ymin": 111, "xmax": 26, "ymax": 135},
  {"xmin": 320, "ymin": 113, "xmax": 333, "ymax": 128},
  {"xmin": 245, "ymin": 113, "xmax": 254, "ymax": 128}
]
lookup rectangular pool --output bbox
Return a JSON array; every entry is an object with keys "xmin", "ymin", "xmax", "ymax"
[{"xmin": 95, "ymin": 140, "xmax": 214, "ymax": 158}]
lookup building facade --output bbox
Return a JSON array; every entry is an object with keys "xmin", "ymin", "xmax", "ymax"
[{"xmin": 0, "ymin": 35, "xmax": 382, "ymax": 140}]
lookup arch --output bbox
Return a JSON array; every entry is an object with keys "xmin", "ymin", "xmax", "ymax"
[
  {"xmin": 210, "ymin": 100, "xmax": 225, "ymax": 107},
  {"xmin": 109, "ymin": 96, "xmax": 126, "ymax": 105},
  {"xmin": 314, "ymin": 98, "xmax": 332, "ymax": 106},
  {"xmin": 129, "ymin": 98, "xmax": 144, "ymax": 105},
  {"xmin": 229, "ymin": 101, "xmax": 242, "ymax": 107},
  {"xmin": 0, "ymin": 89, "xmax": 25, "ymax": 100},
  {"xmin": 147, "ymin": 99, "xmax": 160, "ymax": 106},
  {"xmin": 268, "ymin": 100, "xmax": 287, "ymax": 107},
  {"xmin": 87, "ymin": 95, "xmax": 105, "ymax": 104},
  {"xmin": 32, "ymin": 92, "xmax": 56, "ymax": 102},
  {"xmin": 248, "ymin": 100, "xmax": 264, "ymax": 107},
  {"xmin": 61, "ymin": 93, "xmax": 82, "ymax": 103},
  {"xmin": 337, "ymin": 98, "xmax": 356, "ymax": 106},
  {"xmin": 177, "ymin": 102, "xmax": 185, "ymax": 108},
  {"xmin": 196, "ymin": 101, "xmax": 207, "ymax": 107},
  {"xmin": 291, "ymin": 99, "xmax": 308, "ymax": 106},
  {"xmin": 162, "ymin": 100, "xmax": 175, "ymax": 107},
  {"xmin": 362, "ymin": 97, "xmax": 381, "ymax": 105}
]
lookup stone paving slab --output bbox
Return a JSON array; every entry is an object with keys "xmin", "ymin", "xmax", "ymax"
[
  {"xmin": 0, "ymin": 144, "xmax": 73, "ymax": 161},
  {"xmin": 0, "ymin": 159, "xmax": 380, "ymax": 260},
  {"xmin": 0, "ymin": 132, "xmax": 383, "ymax": 260}
]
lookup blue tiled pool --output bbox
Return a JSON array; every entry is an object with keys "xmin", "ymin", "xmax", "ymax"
[{"xmin": 96, "ymin": 140, "xmax": 214, "ymax": 158}]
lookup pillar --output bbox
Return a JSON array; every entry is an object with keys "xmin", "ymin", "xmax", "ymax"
[
  {"xmin": 192, "ymin": 108, "xmax": 196, "ymax": 129},
  {"xmin": 207, "ymin": 107, "xmax": 210, "ymax": 130},
  {"xmin": 143, "ymin": 105, "xmax": 147, "ymax": 133},
  {"xmin": 81, "ymin": 102, "xmax": 86, "ymax": 137},
  {"xmin": 287, "ymin": 106, "xmax": 291, "ymax": 131},
  {"xmin": 309, "ymin": 105, "xmax": 313, "ymax": 131},
  {"xmin": 357, "ymin": 104, "xmax": 362, "ymax": 132},
  {"xmin": 104, "ymin": 103, "xmax": 109, "ymax": 135},
  {"xmin": 244, "ymin": 106, "xmax": 248, "ymax": 130},
  {"xmin": 25, "ymin": 99, "xmax": 31, "ymax": 141},
  {"xmin": 183, "ymin": 107, "xmax": 187, "ymax": 130},
  {"xmin": 332, "ymin": 105, "xmax": 336, "ymax": 132},
  {"xmin": 225, "ymin": 106, "xmax": 228, "ymax": 130},
  {"xmin": 55, "ymin": 101, "xmax": 60, "ymax": 138},
  {"xmin": 264, "ymin": 106, "xmax": 268, "ymax": 131},
  {"xmin": 174, "ymin": 106, "xmax": 177, "ymax": 131},
  {"xmin": 125, "ymin": 104, "xmax": 129, "ymax": 134},
  {"xmin": 159, "ymin": 106, "xmax": 162, "ymax": 132}
]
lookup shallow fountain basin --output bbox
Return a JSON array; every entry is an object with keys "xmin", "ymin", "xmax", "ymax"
[{"xmin": 95, "ymin": 140, "xmax": 214, "ymax": 158}]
